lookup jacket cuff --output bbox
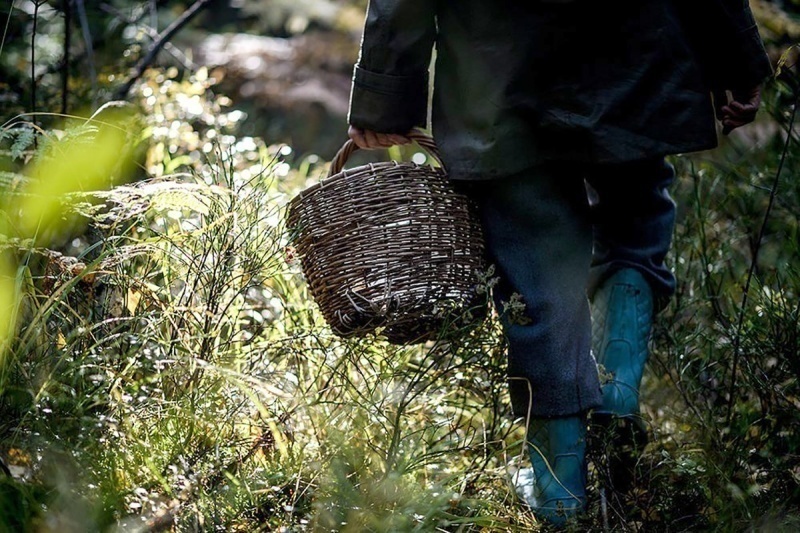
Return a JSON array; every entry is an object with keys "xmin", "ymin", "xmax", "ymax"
[{"xmin": 347, "ymin": 65, "xmax": 429, "ymax": 133}]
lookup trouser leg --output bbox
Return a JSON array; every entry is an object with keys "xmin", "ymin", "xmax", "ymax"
[
  {"xmin": 585, "ymin": 157, "xmax": 677, "ymax": 490},
  {"xmin": 586, "ymin": 158, "xmax": 677, "ymax": 304},
  {"xmin": 585, "ymin": 157, "xmax": 677, "ymax": 414},
  {"xmin": 462, "ymin": 163, "xmax": 602, "ymax": 419}
]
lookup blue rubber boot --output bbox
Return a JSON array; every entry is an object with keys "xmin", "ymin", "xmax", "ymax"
[
  {"xmin": 591, "ymin": 268, "xmax": 654, "ymax": 490},
  {"xmin": 515, "ymin": 415, "xmax": 587, "ymax": 526}
]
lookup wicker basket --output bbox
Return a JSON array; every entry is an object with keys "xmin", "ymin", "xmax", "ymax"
[{"xmin": 285, "ymin": 130, "xmax": 487, "ymax": 344}]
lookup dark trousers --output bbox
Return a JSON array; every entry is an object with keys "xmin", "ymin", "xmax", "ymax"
[{"xmin": 461, "ymin": 158, "xmax": 677, "ymax": 418}]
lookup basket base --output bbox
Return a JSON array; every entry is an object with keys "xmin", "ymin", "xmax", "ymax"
[{"xmin": 332, "ymin": 295, "xmax": 489, "ymax": 345}]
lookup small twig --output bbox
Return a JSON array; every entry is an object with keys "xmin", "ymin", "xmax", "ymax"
[
  {"xmin": 75, "ymin": 0, "xmax": 98, "ymax": 108},
  {"xmin": 149, "ymin": 0, "xmax": 158, "ymax": 34},
  {"xmin": 0, "ymin": 457, "xmax": 11, "ymax": 477},
  {"xmin": 600, "ymin": 486, "xmax": 609, "ymax": 531},
  {"xmin": 31, "ymin": 1, "xmax": 40, "ymax": 114},
  {"xmin": 61, "ymin": 0, "xmax": 71, "ymax": 116},
  {"xmin": 725, "ymin": 84, "xmax": 800, "ymax": 426},
  {"xmin": 114, "ymin": 0, "xmax": 212, "ymax": 99},
  {"xmin": 30, "ymin": 0, "xmax": 45, "ymax": 146},
  {"xmin": 690, "ymin": 165, "xmax": 729, "ymax": 329}
]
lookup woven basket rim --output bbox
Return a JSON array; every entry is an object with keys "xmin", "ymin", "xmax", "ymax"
[
  {"xmin": 289, "ymin": 160, "xmax": 443, "ymax": 208},
  {"xmin": 283, "ymin": 130, "xmax": 486, "ymax": 344}
]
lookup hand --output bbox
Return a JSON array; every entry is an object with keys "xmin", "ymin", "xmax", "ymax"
[
  {"xmin": 714, "ymin": 86, "xmax": 762, "ymax": 135},
  {"xmin": 348, "ymin": 125, "xmax": 412, "ymax": 149}
]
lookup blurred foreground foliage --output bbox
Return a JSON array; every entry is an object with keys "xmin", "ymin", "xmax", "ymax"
[{"xmin": 1, "ymin": 1, "xmax": 800, "ymax": 531}]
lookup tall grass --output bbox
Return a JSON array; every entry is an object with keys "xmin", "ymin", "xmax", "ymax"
[
  {"xmin": 617, "ymin": 73, "xmax": 800, "ymax": 530},
  {"xmin": 0, "ymin": 64, "xmax": 799, "ymax": 532},
  {"xmin": 0, "ymin": 68, "xmax": 537, "ymax": 532}
]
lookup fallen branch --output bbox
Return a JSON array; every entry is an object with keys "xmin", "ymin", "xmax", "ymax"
[
  {"xmin": 100, "ymin": 2, "xmax": 196, "ymax": 71},
  {"xmin": 114, "ymin": 0, "xmax": 211, "ymax": 99}
]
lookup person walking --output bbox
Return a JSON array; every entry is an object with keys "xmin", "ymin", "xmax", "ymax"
[{"xmin": 346, "ymin": 0, "xmax": 772, "ymax": 525}]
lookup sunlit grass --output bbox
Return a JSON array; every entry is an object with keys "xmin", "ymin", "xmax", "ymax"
[{"xmin": 0, "ymin": 67, "xmax": 799, "ymax": 532}]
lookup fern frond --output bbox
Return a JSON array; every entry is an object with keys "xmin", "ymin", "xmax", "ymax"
[{"xmin": 10, "ymin": 128, "xmax": 35, "ymax": 159}]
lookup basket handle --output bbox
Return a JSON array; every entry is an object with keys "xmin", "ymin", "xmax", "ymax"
[{"xmin": 328, "ymin": 128, "xmax": 444, "ymax": 177}]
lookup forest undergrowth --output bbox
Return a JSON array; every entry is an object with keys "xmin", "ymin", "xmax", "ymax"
[{"xmin": 2, "ymin": 2, "xmax": 800, "ymax": 531}]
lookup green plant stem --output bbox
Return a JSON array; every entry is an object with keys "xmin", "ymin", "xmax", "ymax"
[
  {"xmin": 61, "ymin": 0, "xmax": 71, "ymax": 116},
  {"xmin": 725, "ymin": 85, "xmax": 800, "ymax": 426},
  {"xmin": 0, "ymin": 0, "xmax": 14, "ymax": 59},
  {"xmin": 75, "ymin": 0, "xmax": 97, "ymax": 108},
  {"xmin": 30, "ymin": 1, "xmax": 40, "ymax": 140},
  {"xmin": 691, "ymin": 163, "xmax": 729, "ymax": 328}
]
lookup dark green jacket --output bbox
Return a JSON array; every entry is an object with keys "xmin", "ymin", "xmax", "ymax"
[{"xmin": 348, "ymin": 0, "xmax": 772, "ymax": 179}]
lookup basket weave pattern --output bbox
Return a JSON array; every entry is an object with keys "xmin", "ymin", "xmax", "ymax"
[{"xmin": 286, "ymin": 132, "xmax": 486, "ymax": 344}]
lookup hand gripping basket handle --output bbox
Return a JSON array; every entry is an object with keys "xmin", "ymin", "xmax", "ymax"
[{"xmin": 328, "ymin": 129, "xmax": 444, "ymax": 177}]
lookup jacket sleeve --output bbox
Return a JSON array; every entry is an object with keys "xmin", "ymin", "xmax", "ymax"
[
  {"xmin": 675, "ymin": 0, "xmax": 773, "ymax": 91},
  {"xmin": 348, "ymin": 0, "xmax": 437, "ymax": 133}
]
